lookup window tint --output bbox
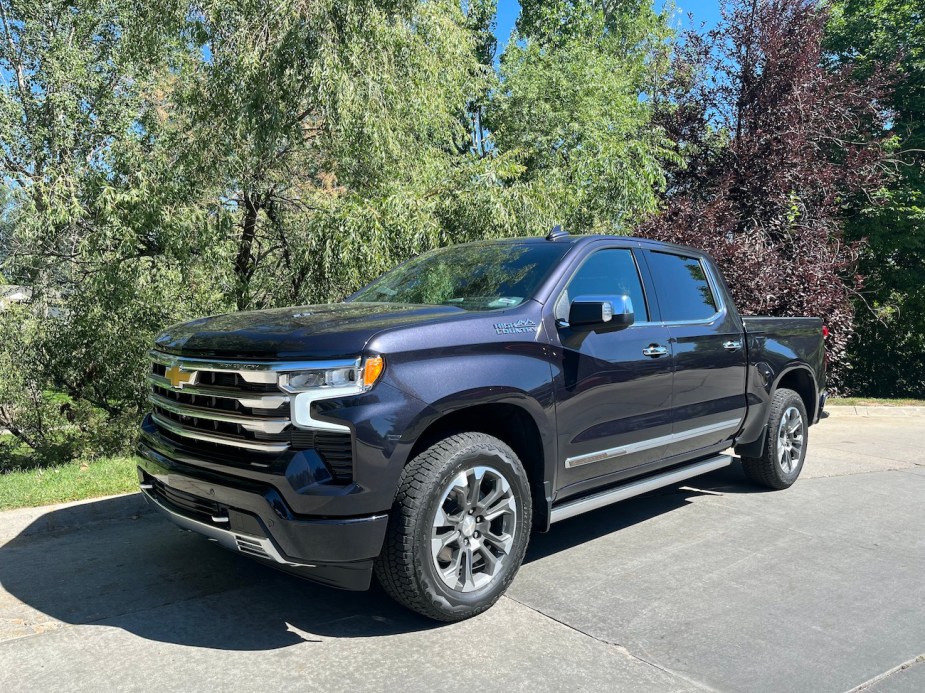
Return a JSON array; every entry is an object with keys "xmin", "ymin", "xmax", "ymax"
[
  {"xmin": 556, "ymin": 249, "xmax": 648, "ymax": 321},
  {"xmin": 646, "ymin": 251, "xmax": 718, "ymax": 322},
  {"xmin": 351, "ymin": 242, "xmax": 570, "ymax": 311}
]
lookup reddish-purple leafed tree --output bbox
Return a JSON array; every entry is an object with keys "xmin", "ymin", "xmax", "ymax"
[{"xmin": 639, "ymin": 0, "xmax": 895, "ymax": 388}]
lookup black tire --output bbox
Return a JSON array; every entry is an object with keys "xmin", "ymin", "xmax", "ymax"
[
  {"xmin": 742, "ymin": 388, "xmax": 808, "ymax": 490},
  {"xmin": 375, "ymin": 432, "xmax": 532, "ymax": 622}
]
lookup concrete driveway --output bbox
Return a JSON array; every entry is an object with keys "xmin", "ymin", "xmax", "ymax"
[{"xmin": 1, "ymin": 409, "xmax": 923, "ymax": 692}]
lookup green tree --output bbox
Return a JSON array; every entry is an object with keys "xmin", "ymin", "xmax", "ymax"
[
  {"xmin": 0, "ymin": 0, "xmax": 224, "ymax": 460},
  {"xmin": 0, "ymin": 0, "xmax": 680, "ymax": 463},
  {"xmin": 0, "ymin": 0, "xmax": 550, "ymax": 461},
  {"xmin": 486, "ymin": 0, "xmax": 678, "ymax": 232},
  {"xmin": 826, "ymin": 0, "xmax": 925, "ymax": 396},
  {"xmin": 179, "ymin": 0, "xmax": 537, "ymax": 310}
]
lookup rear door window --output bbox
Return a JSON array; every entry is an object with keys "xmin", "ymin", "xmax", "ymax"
[{"xmin": 646, "ymin": 251, "xmax": 718, "ymax": 323}]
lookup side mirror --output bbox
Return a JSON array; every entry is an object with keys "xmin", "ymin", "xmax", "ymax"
[{"xmin": 567, "ymin": 295, "xmax": 634, "ymax": 329}]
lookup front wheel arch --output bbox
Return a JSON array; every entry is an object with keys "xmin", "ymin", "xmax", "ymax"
[{"xmin": 402, "ymin": 399, "xmax": 552, "ymax": 530}]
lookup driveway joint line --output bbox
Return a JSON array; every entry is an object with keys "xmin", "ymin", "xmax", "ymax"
[
  {"xmin": 501, "ymin": 593, "xmax": 718, "ymax": 691},
  {"xmin": 844, "ymin": 653, "xmax": 925, "ymax": 692}
]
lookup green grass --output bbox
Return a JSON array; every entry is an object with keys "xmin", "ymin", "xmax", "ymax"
[
  {"xmin": 829, "ymin": 397, "xmax": 925, "ymax": 407},
  {"xmin": 0, "ymin": 456, "xmax": 139, "ymax": 511}
]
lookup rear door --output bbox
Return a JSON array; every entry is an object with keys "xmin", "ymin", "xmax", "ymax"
[
  {"xmin": 641, "ymin": 250, "xmax": 747, "ymax": 458},
  {"xmin": 549, "ymin": 246, "xmax": 674, "ymax": 491}
]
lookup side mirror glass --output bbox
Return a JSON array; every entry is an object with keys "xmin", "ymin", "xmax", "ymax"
[{"xmin": 567, "ymin": 295, "xmax": 634, "ymax": 329}]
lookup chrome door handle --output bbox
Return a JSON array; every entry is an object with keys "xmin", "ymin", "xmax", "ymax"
[
  {"xmin": 642, "ymin": 345, "xmax": 669, "ymax": 358},
  {"xmin": 723, "ymin": 340, "xmax": 743, "ymax": 351}
]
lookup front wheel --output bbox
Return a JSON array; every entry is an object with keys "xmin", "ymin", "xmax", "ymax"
[
  {"xmin": 742, "ymin": 387, "xmax": 808, "ymax": 490},
  {"xmin": 375, "ymin": 432, "xmax": 532, "ymax": 622}
]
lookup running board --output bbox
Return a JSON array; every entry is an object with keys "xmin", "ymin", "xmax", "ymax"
[{"xmin": 549, "ymin": 454, "xmax": 733, "ymax": 523}]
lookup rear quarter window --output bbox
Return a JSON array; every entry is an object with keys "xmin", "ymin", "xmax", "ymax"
[{"xmin": 646, "ymin": 251, "xmax": 718, "ymax": 323}]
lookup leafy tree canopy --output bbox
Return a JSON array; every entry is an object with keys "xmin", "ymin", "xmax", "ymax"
[
  {"xmin": 487, "ymin": 0, "xmax": 679, "ymax": 233},
  {"xmin": 826, "ymin": 0, "xmax": 925, "ymax": 396}
]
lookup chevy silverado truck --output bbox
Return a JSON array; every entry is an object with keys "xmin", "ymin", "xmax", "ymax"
[{"xmin": 137, "ymin": 229, "xmax": 826, "ymax": 621}]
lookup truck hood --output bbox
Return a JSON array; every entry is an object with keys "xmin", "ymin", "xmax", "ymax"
[{"xmin": 153, "ymin": 302, "xmax": 471, "ymax": 360}]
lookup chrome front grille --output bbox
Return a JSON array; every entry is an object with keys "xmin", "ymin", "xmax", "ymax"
[
  {"xmin": 148, "ymin": 352, "xmax": 293, "ymax": 454},
  {"xmin": 146, "ymin": 351, "xmax": 356, "ymax": 480}
]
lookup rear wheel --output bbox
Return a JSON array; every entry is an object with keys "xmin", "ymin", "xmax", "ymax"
[
  {"xmin": 375, "ymin": 432, "xmax": 531, "ymax": 622},
  {"xmin": 742, "ymin": 387, "xmax": 808, "ymax": 489}
]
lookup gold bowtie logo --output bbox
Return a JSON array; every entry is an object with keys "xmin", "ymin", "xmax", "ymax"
[{"xmin": 165, "ymin": 365, "xmax": 196, "ymax": 389}]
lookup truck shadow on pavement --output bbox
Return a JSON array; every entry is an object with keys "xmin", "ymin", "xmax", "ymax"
[
  {"xmin": 0, "ymin": 463, "xmax": 758, "ymax": 650},
  {"xmin": 525, "ymin": 462, "xmax": 760, "ymax": 562}
]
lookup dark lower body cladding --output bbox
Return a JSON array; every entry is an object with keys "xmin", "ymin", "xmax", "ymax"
[{"xmin": 136, "ymin": 442, "xmax": 388, "ymax": 590}]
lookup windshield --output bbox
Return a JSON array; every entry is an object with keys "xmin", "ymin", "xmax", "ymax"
[{"xmin": 350, "ymin": 242, "xmax": 570, "ymax": 311}]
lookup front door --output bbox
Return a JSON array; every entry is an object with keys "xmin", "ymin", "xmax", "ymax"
[{"xmin": 550, "ymin": 247, "xmax": 674, "ymax": 493}]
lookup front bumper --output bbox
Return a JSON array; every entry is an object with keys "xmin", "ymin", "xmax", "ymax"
[{"xmin": 137, "ymin": 442, "xmax": 388, "ymax": 590}]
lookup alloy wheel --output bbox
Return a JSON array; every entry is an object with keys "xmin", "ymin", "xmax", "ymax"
[
  {"xmin": 777, "ymin": 406, "xmax": 804, "ymax": 473},
  {"xmin": 430, "ymin": 466, "xmax": 518, "ymax": 593}
]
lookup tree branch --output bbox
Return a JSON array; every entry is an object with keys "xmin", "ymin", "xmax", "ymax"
[{"xmin": 0, "ymin": 0, "xmax": 28, "ymax": 107}]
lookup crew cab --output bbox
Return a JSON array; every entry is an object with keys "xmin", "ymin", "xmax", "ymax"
[{"xmin": 137, "ymin": 230, "xmax": 826, "ymax": 621}]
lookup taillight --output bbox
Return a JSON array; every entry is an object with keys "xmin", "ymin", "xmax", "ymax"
[{"xmin": 822, "ymin": 325, "xmax": 829, "ymax": 367}]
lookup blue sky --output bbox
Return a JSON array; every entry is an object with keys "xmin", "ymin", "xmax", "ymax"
[{"xmin": 494, "ymin": 1, "xmax": 722, "ymax": 52}]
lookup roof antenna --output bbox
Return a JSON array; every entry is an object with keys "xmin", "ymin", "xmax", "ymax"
[{"xmin": 546, "ymin": 225, "xmax": 569, "ymax": 241}]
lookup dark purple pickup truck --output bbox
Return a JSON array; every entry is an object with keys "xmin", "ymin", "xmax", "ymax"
[{"xmin": 137, "ymin": 229, "xmax": 826, "ymax": 620}]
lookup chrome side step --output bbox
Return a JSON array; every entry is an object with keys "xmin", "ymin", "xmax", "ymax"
[{"xmin": 550, "ymin": 454, "xmax": 732, "ymax": 523}]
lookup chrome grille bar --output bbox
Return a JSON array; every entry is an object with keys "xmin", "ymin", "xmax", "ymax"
[
  {"xmin": 148, "ymin": 393, "xmax": 290, "ymax": 434},
  {"xmin": 148, "ymin": 351, "xmax": 359, "ymax": 384},
  {"xmin": 147, "ymin": 374, "xmax": 290, "ymax": 410},
  {"xmin": 147, "ymin": 350, "xmax": 358, "ymax": 457},
  {"xmin": 151, "ymin": 413, "xmax": 290, "ymax": 453}
]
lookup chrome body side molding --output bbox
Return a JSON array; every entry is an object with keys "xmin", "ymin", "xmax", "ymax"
[{"xmin": 564, "ymin": 419, "xmax": 741, "ymax": 469}]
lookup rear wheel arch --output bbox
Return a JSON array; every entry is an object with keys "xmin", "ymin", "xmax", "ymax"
[{"xmin": 774, "ymin": 366, "xmax": 818, "ymax": 422}]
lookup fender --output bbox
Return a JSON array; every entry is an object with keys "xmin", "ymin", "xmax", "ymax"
[
  {"xmin": 396, "ymin": 386, "xmax": 557, "ymax": 531},
  {"xmin": 772, "ymin": 363, "xmax": 820, "ymax": 420},
  {"xmin": 736, "ymin": 362, "xmax": 819, "ymax": 457}
]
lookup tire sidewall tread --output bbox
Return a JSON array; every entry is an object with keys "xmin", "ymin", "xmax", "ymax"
[
  {"xmin": 742, "ymin": 387, "xmax": 808, "ymax": 490},
  {"xmin": 375, "ymin": 432, "xmax": 532, "ymax": 622}
]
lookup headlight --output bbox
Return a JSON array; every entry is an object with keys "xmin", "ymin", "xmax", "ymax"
[{"xmin": 278, "ymin": 356, "xmax": 384, "ymax": 393}]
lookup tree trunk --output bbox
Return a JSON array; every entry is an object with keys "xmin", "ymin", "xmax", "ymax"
[{"xmin": 234, "ymin": 191, "xmax": 261, "ymax": 310}]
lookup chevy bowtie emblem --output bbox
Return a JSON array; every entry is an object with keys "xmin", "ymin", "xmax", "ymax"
[{"xmin": 165, "ymin": 365, "xmax": 197, "ymax": 389}]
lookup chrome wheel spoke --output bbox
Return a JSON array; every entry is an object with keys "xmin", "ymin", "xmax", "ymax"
[
  {"xmin": 449, "ymin": 472, "xmax": 469, "ymax": 503},
  {"xmin": 431, "ymin": 529, "xmax": 460, "ymax": 558},
  {"xmin": 461, "ymin": 546, "xmax": 476, "ymax": 590},
  {"xmin": 441, "ymin": 548, "xmax": 464, "ymax": 585},
  {"xmin": 465, "ymin": 468, "xmax": 484, "ymax": 509},
  {"xmin": 483, "ymin": 494, "xmax": 515, "ymax": 522},
  {"xmin": 433, "ymin": 506, "xmax": 455, "ymax": 529},
  {"xmin": 482, "ymin": 528, "xmax": 513, "ymax": 555},
  {"xmin": 476, "ymin": 542, "xmax": 501, "ymax": 575},
  {"xmin": 478, "ymin": 481, "xmax": 505, "ymax": 513}
]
